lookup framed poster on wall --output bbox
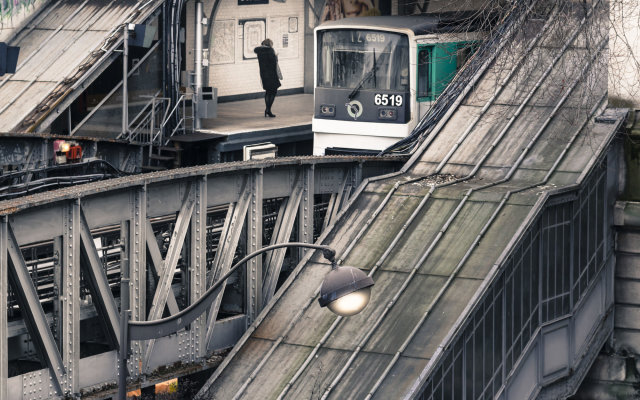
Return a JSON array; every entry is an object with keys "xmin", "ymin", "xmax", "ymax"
[
  {"xmin": 211, "ymin": 19, "xmax": 235, "ymax": 64},
  {"xmin": 240, "ymin": 19, "xmax": 265, "ymax": 59},
  {"xmin": 267, "ymin": 16, "xmax": 298, "ymax": 59}
]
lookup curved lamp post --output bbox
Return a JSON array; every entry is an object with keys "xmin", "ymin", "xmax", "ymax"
[{"xmin": 117, "ymin": 242, "xmax": 373, "ymax": 399}]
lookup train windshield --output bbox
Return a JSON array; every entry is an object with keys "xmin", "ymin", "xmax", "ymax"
[{"xmin": 317, "ymin": 29, "xmax": 410, "ymax": 91}]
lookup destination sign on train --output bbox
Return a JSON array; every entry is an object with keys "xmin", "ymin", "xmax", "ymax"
[{"xmin": 349, "ymin": 31, "xmax": 387, "ymax": 43}]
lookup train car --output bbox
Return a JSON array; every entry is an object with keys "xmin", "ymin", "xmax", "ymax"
[{"xmin": 312, "ymin": 15, "xmax": 483, "ymax": 155}]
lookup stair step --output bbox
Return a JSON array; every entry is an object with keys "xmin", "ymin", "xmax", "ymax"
[
  {"xmin": 142, "ymin": 165, "xmax": 167, "ymax": 171},
  {"xmin": 158, "ymin": 146, "xmax": 182, "ymax": 153},
  {"xmin": 149, "ymin": 154, "xmax": 175, "ymax": 161}
]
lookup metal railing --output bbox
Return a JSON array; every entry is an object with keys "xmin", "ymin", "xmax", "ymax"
[
  {"xmin": 157, "ymin": 93, "xmax": 195, "ymax": 146},
  {"xmin": 122, "ymin": 93, "xmax": 170, "ymax": 145}
]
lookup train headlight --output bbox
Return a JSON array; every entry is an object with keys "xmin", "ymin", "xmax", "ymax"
[
  {"xmin": 320, "ymin": 104, "xmax": 336, "ymax": 117},
  {"xmin": 378, "ymin": 108, "xmax": 397, "ymax": 121}
]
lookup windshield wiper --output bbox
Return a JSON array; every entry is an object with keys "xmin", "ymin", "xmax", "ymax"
[{"xmin": 348, "ymin": 48, "xmax": 376, "ymax": 100}]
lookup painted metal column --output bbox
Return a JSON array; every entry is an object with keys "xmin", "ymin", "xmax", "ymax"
[
  {"xmin": 122, "ymin": 24, "xmax": 130, "ymax": 138},
  {"xmin": 246, "ymin": 169, "xmax": 263, "ymax": 324},
  {"xmin": 129, "ymin": 186, "xmax": 147, "ymax": 377},
  {"xmin": 118, "ymin": 220, "xmax": 130, "ymax": 396},
  {"xmin": 0, "ymin": 217, "xmax": 7, "ymax": 400},
  {"xmin": 194, "ymin": 1, "xmax": 203, "ymax": 130},
  {"xmin": 189, "ymin": 177, "xmax": 208, "ymax": 361},
  {"xmin": 52, "ymin": 237, "xmax": 62, "ymax": 349},
  {"xmin": 61, "ymin": 200, "xmax": 81, "ymax": 394}
]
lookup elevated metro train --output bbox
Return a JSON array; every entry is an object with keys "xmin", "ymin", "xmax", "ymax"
[{"xmin": 312, "ymin": 15, "xmax": 484, "ymax": 155}]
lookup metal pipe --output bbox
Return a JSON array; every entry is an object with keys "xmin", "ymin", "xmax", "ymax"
[
  {"xmin": 117, "ymin": 309, "xmax": 130, "ymax": 400},
  {"xmin": 25, "ymin": 255, "xmax": 58, "ymax": 267},
  {"xmin": 194, "ymin": 1, "xmax": 203, "ymax": 130}
]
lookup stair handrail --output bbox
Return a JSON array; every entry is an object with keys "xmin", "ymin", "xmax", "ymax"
[
  {"xmin": 126, "ymin": 91, "xmax": 164, "ymax": 142},
  {"xmin": 155, "ymin": 93, "xmax": 194, "ymax": 146}
]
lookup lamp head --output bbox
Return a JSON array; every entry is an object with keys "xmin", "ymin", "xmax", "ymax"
[{"xmin": 318, "ymin": 266, "xmax": 374, "ymax": 317}]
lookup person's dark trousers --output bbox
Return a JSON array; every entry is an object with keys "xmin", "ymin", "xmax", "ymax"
[{"xmin": 265, "ymin": 89, "xmax": 277, "ymax": 117}]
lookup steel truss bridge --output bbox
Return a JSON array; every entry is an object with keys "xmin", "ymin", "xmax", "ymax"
[{"xmin": 0, "ymin": 156, "xmax": 404, "ymax": 398}]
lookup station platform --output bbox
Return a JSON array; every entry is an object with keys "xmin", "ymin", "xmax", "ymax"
[
  {"xmin": 200, "ymin": 93, "xmax": 313, "ymax": 135},
  {"xmin": 172, "ymin": 93, "xmax": 315, "ymax": 161}
]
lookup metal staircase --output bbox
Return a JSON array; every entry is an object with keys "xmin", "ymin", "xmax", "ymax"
[{"xmin": 120, "ymin": 92, "xmax": 195, "ymax": 171}]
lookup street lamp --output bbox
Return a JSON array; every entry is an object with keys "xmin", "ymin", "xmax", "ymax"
[
  {"xmin": 319, "ymin": 265, "xmax": 373, "ymax": 317},
  {"xmin": 117, "ymin": 242, "xmax": 373, "ymax": 399}
]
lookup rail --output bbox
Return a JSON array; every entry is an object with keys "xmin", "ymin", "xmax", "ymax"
[{"xmin": 156, "ymin": 93, "xmax": 196, "ymax": 145}]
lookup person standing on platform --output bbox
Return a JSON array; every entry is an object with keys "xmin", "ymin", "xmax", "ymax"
[{"xmin": 254, "ymin": 39, "xmax": 282, "ymax": 118}]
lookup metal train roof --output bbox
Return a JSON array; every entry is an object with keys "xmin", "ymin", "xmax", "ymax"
[
  {"xmin": 199, "ymin": 1, "xmax": 623, "ymax": 399},
  {"xmin": 0, "ymin": 0, "xmax": 163, "ymax": 133},
  {"xmin": 316, "ymin": 13, "xmax": 487, "ymax": 35}
]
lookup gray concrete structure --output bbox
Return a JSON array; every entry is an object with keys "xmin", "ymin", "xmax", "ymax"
[{"xmin": 572, "ymin": 201, "xmax": 640, "ymax": 399}]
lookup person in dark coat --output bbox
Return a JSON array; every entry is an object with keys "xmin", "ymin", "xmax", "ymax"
[{"xmin": 254, "ymin": 39, "xmax": 281, "ymax": 117}]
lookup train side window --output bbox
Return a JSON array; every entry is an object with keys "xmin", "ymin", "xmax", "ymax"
[
  {"xmin": 417, "ymin": 47, "xmax": 432, "ymax": 101},
  {"xmin": 456, "ymin": 42, "xmax": 477, "ymax": 70}
]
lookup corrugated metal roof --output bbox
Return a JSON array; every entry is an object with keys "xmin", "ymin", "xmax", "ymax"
[
  {"xmin": 0, "ymin": 0, "xmax": 163, "ymax": 133},
  {"xmin": 199, "ymin": 1, "xmax": 623, "ymax": 399}
]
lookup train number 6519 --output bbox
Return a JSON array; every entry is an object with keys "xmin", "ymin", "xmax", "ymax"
[{"xmin": 374, "ymin": 94, "xmax": 403, "ymax": 107}]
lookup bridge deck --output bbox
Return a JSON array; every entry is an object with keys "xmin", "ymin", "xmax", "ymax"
[{"xmin": 199, "ymin": 1, "xmax": 622, "ymax": 399}]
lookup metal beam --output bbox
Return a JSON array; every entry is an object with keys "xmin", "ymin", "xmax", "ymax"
[
  {"xmin": 147, "ymin": 183, "xmax": 195, "ymax": 321},
  {"xmin": 332, "ymin": 172, "xmax": 349, "ymax": 222},
  {"xmin": 52, "ymin": 236, "xmax": 62, "ymax": 350},
  {"xmin": 297, "ymin": 165, "xmax": 315, "ymax": 259},
  {"xmin": 322, "ymin": 193, "xmax": 337, "ymax": 231},
  {"xmin": 188, "ymin": 177, "xmax": 208, "ymax": 362},
  {"xmin": 0, "ymin": 218, "xmax": 7, "ymax": 400},
  {"xmin": 129, "ymin": 186, "xmax": 147, "ymax": 377},
  {"xmin": 262, "ymin": 174, "xmax": 304, "ymax": 305},
  {"xmin": 144, "ymin": 183, "xmax": 195, "ymax": 369},
  {"xmin": 6, "ymin": 223, "xmax": 64, "ymax": 395},
  {"xmin": 209, "ymin": 203, "xmax": 236, "ymax": 287},
  {"xmin": 145, "ymin": 220, "xmax": 180, "ymax": 315},
  {"xmin": 205, "ymin": 179, "xmax": 251, "ymax": 349},
  {"xmin": 246, "ymin": 169, "xmax": 263, "ymax": 326},
  {"xmin": 0, "ymin": 157, "xmax": 395, "ymax": 393},
  {"xmin": 61, "ymin": 200, "xmax": 81, "ymax": 394},
  {"xmin": 79, "ymin": 208, "xmax": 120, "ymax": 348}
]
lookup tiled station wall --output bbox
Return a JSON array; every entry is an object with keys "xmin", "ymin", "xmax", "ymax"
[{"xmin": 186, "ymin": 0, "xmax": 306, "ymax": 97}]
